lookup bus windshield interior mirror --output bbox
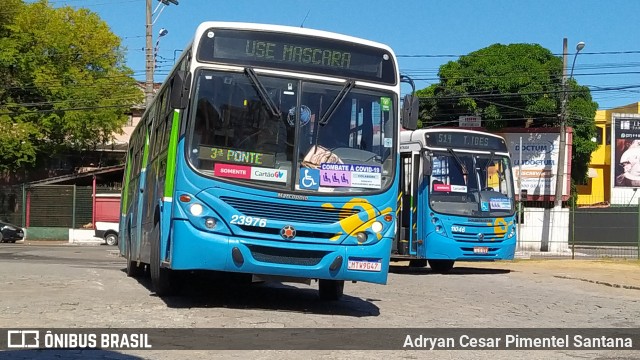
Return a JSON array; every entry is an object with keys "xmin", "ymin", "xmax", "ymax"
[{"xmin": 170, "ymin": 70, "xmax": 191, "ymax": 109}]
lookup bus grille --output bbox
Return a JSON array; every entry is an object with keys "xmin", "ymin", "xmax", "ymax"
[
  {"xmin": 220, "ymin": 196, "xmax": 359, "ymax": 224},
  {"xmin": 247, "ymin": 245, "xmax": 327, "ymax": 266},
  {"xmin": 238, "ymin": 225, "xmax": 338, "ymax": 239},
  {"xmin": 452, "ymin": 233, "xmax": 505, "ymax": 242}
]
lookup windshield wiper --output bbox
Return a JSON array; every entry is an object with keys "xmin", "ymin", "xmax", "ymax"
[
  {"xmin": 318, "ymin": 79, "xmax": 355, "ymax": 126},
  {"xmin": 447, "ymin": 148, "xmax": 468, "ymax": 176},
  {"xmin": 244, "ymin": 67, "xmax": 281, "ymax": 118}
]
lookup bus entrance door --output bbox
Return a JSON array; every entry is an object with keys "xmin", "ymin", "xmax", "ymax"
[{"xmin": 396, "ymin": 151, "xmax": 421, "ymax": 257}]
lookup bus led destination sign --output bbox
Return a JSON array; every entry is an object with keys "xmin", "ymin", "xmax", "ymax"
[
  {"xmin": 198, "ymin": 29, "xmax": 396, "ymax": 84},
  {"xmin": 425, "ymin": 131, "xmax": 507, "ymax": 152}
]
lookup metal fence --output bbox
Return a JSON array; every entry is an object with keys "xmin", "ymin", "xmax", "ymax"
[
  {"xmin": 0, "ymin": 185, "xmax": 120, "ymax": 229},
  {"xmin": 516, "ymin": 203, "xmax": 640, "ymax": 260}
]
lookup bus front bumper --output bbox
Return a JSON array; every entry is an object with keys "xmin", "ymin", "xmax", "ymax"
[
  {"xmin": 424, "ymin": 232, "xmax": 516, "ymax": 261},
  {"xmin": 167, "ymin": 220, "xmax": 391, "ymax": 284}
]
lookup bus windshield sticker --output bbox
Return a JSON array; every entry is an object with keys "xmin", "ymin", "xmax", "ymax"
[
  {"xmin": 489, "ymin": 198, "xmax": 511, "ymax": 210},
  {"xmin": 320, "ymin": 163, "xmax": 381, "ymax": 173},
  {"xmin": 199, "ymin": 146, "xmax": 276, "ymax": 167},
  {"xmin": 213, "ymin": 163, "xmax": 251, "ymax": 179},
  {"xmin": 380, "ymin": 97, "xmax": 391, "ymax": 111},
  {"xmin": 481, "ymin": 201, "xmax": 490, "ymax": 211},
  {"xmin": 250, "ymin": 167, "xmax": 288, "ymax": 183},
  {"xmin": 383, "ymin": 138, "xmax": 393, "ymax": 148},
  {"xmin": 214, "ymin": 163, "xmax": 288, "ymax": 183},
  {"xmin": 433, "ymin": 184, "xmax": 467, "ymax": 193},
  {"xmin": 350, "ymin": 171, "xmax": 381, "ymax": 188},
  {"xmin": 299, "ymin": 168, "xmax": 320, "ymax": 190},
  {"xmin": 433, "ymin": 183, "xmax": 451, "ymax": 192},
  {"xmin": 318, "ymin": 163, "xmax": 382, "ymax": 189}
]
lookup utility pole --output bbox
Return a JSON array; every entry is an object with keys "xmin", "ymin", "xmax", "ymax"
[
  {"xmin": 554, "ymin": 39, "xmax": 585, "ymax": 209},
  {"xmin": 554, "ymin": 38, "xmax": 568, "ymax": 209},
  {"xmin": 144, "ymin": 0, "xmax": 153, "ymax": 108}
]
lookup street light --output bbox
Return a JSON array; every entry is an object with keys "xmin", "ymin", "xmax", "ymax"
[
  {"xmin": 154, "ymin": 28, "xmax": 168, "ymax": 72},
  {"xmin": 554, "ymin": 39, "xmax": 585, "ymax": 209}
]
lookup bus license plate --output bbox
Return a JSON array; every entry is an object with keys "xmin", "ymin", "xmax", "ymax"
[
  {"xmin": 348, "ymin": 259, "xmax": 382, "ymax": 272},
  {"xmin": 473, "ymin": 247, "xmax": 489, "ymax": 254}
]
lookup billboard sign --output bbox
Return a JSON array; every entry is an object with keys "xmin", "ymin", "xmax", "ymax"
[
  {"xmin": 500, "ymin": 128, "xmax": 571, "ymax": 201},
  {"xmin": 612, "ymin": 114, "xmax": 640, "ymax": 188}
]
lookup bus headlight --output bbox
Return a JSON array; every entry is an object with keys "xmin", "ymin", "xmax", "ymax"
[
  {"xmin": 190, "ymin": 203, "xmax": 203, "ymax": 216},
  {"xmin": 371, "ymin": 221, "xmax": 383, "ymax": 234},
  {"xmin": 507, "ymin": 226, "xmax": 516, "ymax": 238},
  {"xmin": 356, "ymin": 232, "xmax": 368, "ymax": 243},
  {"xmin": 205, "ymin": 217, "xmax": 217, "ymax": 229},
  {"xmin": 433, "ymin": 217, "xmax": 445, "ymax": 234}
]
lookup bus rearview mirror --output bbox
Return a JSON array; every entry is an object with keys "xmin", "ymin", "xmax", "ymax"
[
  {"xmin": 422, "ymin": 154, "xmax": 432, "ymax": 176},
  {"xmin": 401, "ymin": 94, "xmax": 419, "ymax": 131},
  {"xmin": 170, "ymin": 71, "xmax": 191, "ymax": 109},
  {"xmin": 520, "ymin": 189, "xmax": 528, "ymax": 201}
]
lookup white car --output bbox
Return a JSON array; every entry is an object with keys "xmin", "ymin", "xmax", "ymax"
[{"xmin": 95, "ymin": 221, "xmax": 119, "ymax": 246}]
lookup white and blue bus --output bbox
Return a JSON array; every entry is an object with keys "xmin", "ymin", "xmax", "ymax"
[
  {"xmin": 119, "ymin": 22, "xmax": 418, "ymax": 300},
  {"xmin": 394, "ymin": 129, "xmax": 517, "ymax": 272}
]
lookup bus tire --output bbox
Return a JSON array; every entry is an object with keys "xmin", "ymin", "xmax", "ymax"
[
  {"xmin": 150, "ymin": 222, "xmax": 175, "ymax": 296},
  {"xmin": 125, "ymin": 235, "xmax": 143, "ymax": 278},
  {"xmin": 318, "ymin": 279, "xmax": 344, "ymax": 301},
  {"xmin": 428, "ymin": 260, "xmax": 455, "ymax": 273},
  {"xmin": 409, "ymin": 259, "xmax": 427, "ymax": 268}
]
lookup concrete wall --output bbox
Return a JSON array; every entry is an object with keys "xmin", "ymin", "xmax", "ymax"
[
  {"xmin": 22, "ymin": 227, "xmax": 103, "ymax": 244},
  {"xmin": 517, "ymin": 208, "xmax": 569, "ymax": 253}
]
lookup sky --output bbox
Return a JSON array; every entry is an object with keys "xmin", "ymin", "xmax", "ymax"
[{"xmin": 46, "ymin": 0, "xmax": 640, "ymax": 110}]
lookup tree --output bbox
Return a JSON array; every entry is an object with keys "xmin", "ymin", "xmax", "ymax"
[
  {"xmin": 418, "ymin": 43, "xmax": 598, "ymax": 186},
  {"xmin": 0, "ymin": 0, "xmax": 142, "ymax": 172}
]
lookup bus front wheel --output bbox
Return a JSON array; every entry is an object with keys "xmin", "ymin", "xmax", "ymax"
[
  {"xmin": 428, "ymin": 260, "xmax": 455, "ymax": 273},
  {"xmin": 318, "ymin": 279, "xmax": 344, "ymax": 301},
  {"xmin": 150, "ymin": 222, "xmax": 176, "ymax": 296}
]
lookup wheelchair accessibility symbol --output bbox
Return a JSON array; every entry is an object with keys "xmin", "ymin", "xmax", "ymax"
[{"xmin": 299, "ymin": 168, "xmax": 320, "ymax": 190}]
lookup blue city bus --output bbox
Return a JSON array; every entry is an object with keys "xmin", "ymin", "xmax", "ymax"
[
  {"xmin": 118, "ymin": 22, "xmax": 417, "ymax": 300},
  {"xmin": 393, "ymin": 129, "xmax": 517, "ymax": 272}
]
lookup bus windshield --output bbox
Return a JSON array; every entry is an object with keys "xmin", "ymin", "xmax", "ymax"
[
  {"xmin": 188, "ymin": 69, "xmax": 396, "ymax": 193},
  {"xmin": 429, "ymin": 150, "xmax": 515, "ymax": 217}
]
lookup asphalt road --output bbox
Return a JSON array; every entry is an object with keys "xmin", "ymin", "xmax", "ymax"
[{"xmin": 0, "ymin": 243, "xmax": 638, "ymax": 360}]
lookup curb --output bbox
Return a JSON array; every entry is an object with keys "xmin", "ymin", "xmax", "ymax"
[{"xmin": 554, "ymin": 275, "xmax": 640, "ymax": 291}]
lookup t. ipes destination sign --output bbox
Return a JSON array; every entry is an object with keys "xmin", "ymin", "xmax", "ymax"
[
  {"xmin": 425, "ymin": 131, "xmax": 508, "ymax": 152},
  {"xmin": 197, "ymin": 29, "xmax": 396, "ymax": 85}
]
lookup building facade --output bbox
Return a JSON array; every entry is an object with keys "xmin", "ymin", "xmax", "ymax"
[{"xmin": 576, "ymin": 102, "xmax": 640, "ymax": 206}]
